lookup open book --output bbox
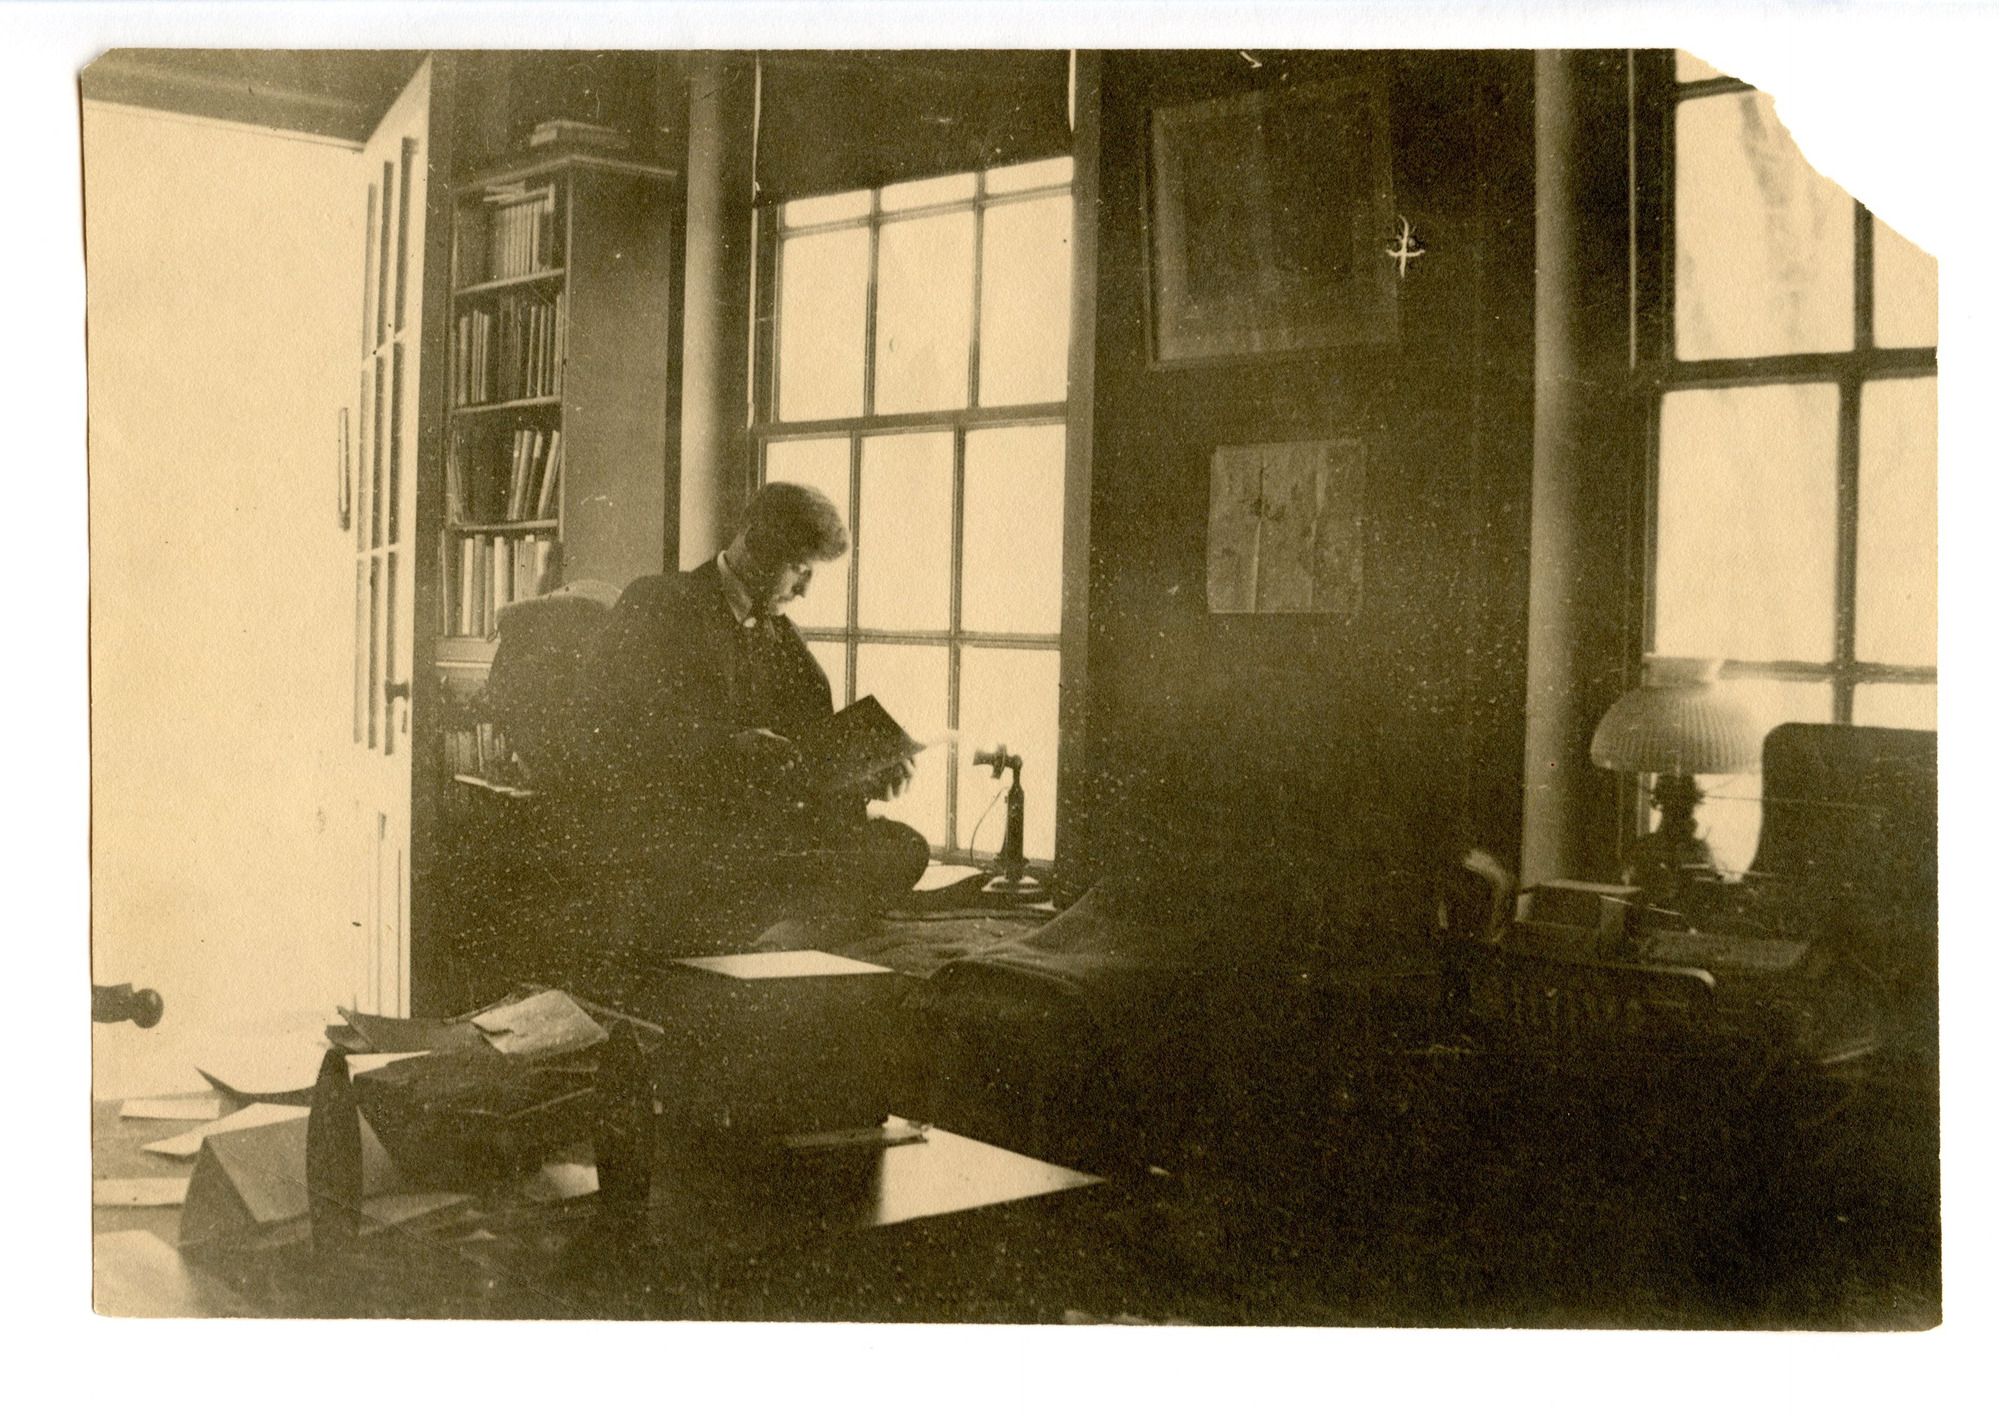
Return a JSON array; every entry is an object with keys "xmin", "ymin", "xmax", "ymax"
[{"xmin": 781, "ymin": 695, "xmax": 925, "ymax": 798}]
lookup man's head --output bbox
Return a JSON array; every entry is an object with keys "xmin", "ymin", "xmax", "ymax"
[{"xmin": 728, "ymin": 481, "xmax": 849, "ymax": 612}]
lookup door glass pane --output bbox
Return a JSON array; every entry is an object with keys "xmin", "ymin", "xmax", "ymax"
[
  {"xmin": 384, "ymin": 550, "xmax": 399, "ymax": 756},
  {"xmin": 394, "ymin": 138, "xmax": 416, "ymax": 331},
  {"xmin": 805, "ymin": 638, "xmax": 848, "ymax": 707},
  {"xmin": 765, "ymin": 437, "xmax": 852, "ymax": 630},
  {"xmin": 874, "ymin": 211, "xmax": 975, "ymax": 414},
  {"xmin": 963, "ymin": 424, "xmax": 1066, "ymax": 634},
  {"xmin": 367, "ymin": 558, "xmax": 381, "ymax": 750},
  {"xmin": 1655, "ymin": 384, "xmax": 1838, "ymax": 662},
  {"xmin": 1676, "ymin": 92, "xmax": 1854, "ymax": 359},
  {"xmin": 370, "ymin": 356, "xmax": 386, "ymax": 550},
  {"xmin": 1852, "ymin": 682, "xmax": 1937, "ymax": 732},
  {"xmin": 1872, "ymin": 216, "xmax": 1939, "ymax": 350},
  {"xmin": 376, "ymin": 160, "xmax": 394, "ymax": 348},
  {"xmin": 777, "ymin": 226, "xmax": 870, "ymax": 421},
  {"xmin": 1856, "ymin": 377, "xmax": 1937, "ymax": 666},
  {"xmin": 1687, "ymin": 678, "xmax": 1833, "ymax": 876},
  {"xmin": 361, "ymin": 182, "xmax": 378, "ymax": 355},
  {"xmin": 854, "ymin": 642, "xmax": 948, "ymax": 848},
  {"xmin": 978, "ymin": 194, "xmax": 1073, "ymax": 407},
  {"xmin": 387, "ymin": 344, "xmax": 404, "ymax": 545},
  {"xmin": 986, "ymin": 157, "xmax": 1074, "ymax": 195},
  {"xmin": 959, "ymin": 647, "xmax": 1061, "ymax": 862},
  {"xmin": 881, "ymin": 172, "xmax": 976, "ymax": 212},
  {"xmin": 356, "ymin": 370, "xmax": 371, "ymax": 552},
  {"xmin": 353, "ymin": 561, "xmax": 367, "ymax": 743},
  {"xmin": 857, "ymin": 431, "xmax": 953, "ymax": 632}
]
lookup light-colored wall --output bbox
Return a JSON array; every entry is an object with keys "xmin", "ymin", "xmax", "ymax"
[{"xmin": 86, "ymin": 102, "xmax": 362, "ymax": 1091}]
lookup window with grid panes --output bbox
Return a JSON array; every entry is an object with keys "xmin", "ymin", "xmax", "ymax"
[
  {"xmin": 753, "ymin": 156, "xmax": 1074, "ymax": 864},
  {"xmin": 1651, "ymin": 51, "xmax": 1937, "ymax": 871}
]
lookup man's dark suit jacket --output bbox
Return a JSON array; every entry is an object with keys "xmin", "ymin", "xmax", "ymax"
[{"xmin": 578, "ymin": 560, "xmax": 846, "ymax": 841}]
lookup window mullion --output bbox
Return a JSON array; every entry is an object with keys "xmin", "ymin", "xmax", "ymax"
[
  {"xmin": 945, "ymin": 427, "xmax": 966, "ymax": 854},
  {"xmin": 1832, "ymin": 201, "xmax": 1874, "ymax": 723},
  {"xmin": 862, "ymin": 195, "xmax": 882, "ymax": 419},
  {"xmin": 844, "ymin": 431, "xmax": 861, "ymax": 706},
  {"xmin": 1833, "ymin": 368, "xmax": 1862, "ymax": 724},
  {"xmin": 851, "ymin": 193, "xmax": 880, "ymax": 718},
  {"xmin": 968, "ymin": 178, "xmax": 986, "ymax": 408},
  {"xmin": 1855, "ymin": 204, "xmax": 1877, "ymax": 354}
]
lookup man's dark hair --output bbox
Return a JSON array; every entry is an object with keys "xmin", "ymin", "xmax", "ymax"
[{"xmin": 743, "ymin": 481, "xmax": 849, "ymax": 564}]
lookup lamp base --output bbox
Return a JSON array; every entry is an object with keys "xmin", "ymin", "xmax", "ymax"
[
  {"xmin": 979, "ymin": 875, "xmax": 1052, "ymax": 906},
  {"xmin": 1622, "ymin": 773, "xmax": 1720, "ymax": 898}
]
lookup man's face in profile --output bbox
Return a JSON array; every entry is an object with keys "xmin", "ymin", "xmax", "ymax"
[{"xmin": 763, "ymin": 559, "xmax": 815, "ymax": 612}]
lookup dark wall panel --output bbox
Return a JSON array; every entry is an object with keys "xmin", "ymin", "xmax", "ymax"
[{"xmin": 1076, "ymin": 51, "xmax": 1535, "ymax": 950}]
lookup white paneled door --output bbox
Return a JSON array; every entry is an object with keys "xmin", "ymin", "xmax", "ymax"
[{"xmin": 344, "ymin": 61, "xmax": 432, "ymax": 1016}]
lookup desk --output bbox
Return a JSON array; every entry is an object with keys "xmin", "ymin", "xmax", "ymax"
[{"xmin": 92, "ymin": 1094, "xmax": 1102, "ymax": 1319}]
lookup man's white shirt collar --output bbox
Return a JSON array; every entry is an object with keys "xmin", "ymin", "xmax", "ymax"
[{"xmin": 715, "ymin": 550, "xmax": 760, "ymax": 627}]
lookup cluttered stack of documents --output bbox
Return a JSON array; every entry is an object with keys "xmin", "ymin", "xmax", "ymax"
[{"xmin": 99, "ymin": 988, "xmax": 653, "ymax": 1257}]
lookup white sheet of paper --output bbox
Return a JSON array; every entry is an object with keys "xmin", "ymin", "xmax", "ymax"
[
  {"xmin": 119, "ymin": 1094, "xmax": 226, "ymax": 1121},
  {"xmin": 140, "ymin": 1102, "xmax": 310, "ymax": 1159},
  {"xmin": 678, "ymin": 950, "xmax": 892, "ymax": 979},
  {"xmin": 472, "ymin": 991, "xmax": 608, "ymax": 1058},
  {"xmin": 93, "ymin": 1176, "xmax": 193, "ymax": 1207},
  {"xmin": 521, "ymin": 1162, "xmax": 599, "ymax": 1202},
  {"xmin": 346, "ymin": 1051, "xmax": 430, "ymax": 1075}
]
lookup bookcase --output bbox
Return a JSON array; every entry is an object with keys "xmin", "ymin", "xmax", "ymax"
[{"xmin": 432, "ymin": 150, "xmax": 676, "ymax": 780}]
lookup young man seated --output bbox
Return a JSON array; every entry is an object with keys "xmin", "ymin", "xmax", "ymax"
[{"xmin": 573, "ymin": 482, "xmax": 929, "ymax": 955}]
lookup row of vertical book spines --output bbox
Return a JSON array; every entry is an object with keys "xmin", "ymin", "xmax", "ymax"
[
  {"xmin": 456, "ymin": 188, "xmax": 558, "ymax": 287},
  {"xmin": 451, "ymin": 533, "xmax": 557, "ymax": 638},
  {"xmin": 450, "ymin": 290, "xmax": 566, "ymax": 407}
]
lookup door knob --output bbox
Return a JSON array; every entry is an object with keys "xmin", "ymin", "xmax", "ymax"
[{"xmin": 385, "ymin": 680, "xmax": 411, "ymax": 704}]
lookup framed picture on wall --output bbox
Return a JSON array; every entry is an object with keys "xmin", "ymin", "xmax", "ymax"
[{"xmin": 1145, "ymin": 77, "xmax": 1399, "ymax": 366}]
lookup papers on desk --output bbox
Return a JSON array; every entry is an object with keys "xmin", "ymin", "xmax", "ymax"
[
  {"xmin": 348, "ymin": 1051, "xmax": 431, "ymax": 1076},
  {"xmin": 120, "ymin": 1093, "xmax": 227, "ymax": 1122},
  {"xmin": 521, "ymin": 1161, "xmax": 600, "ymax": 1203},
  {"xmin": 94, "ymin": 1176, "xmax": 193, "ymax": 1208},
  {"xmin": 678, "ymin": 950, "xmax": 893, "ymax": 980},
  {"xmin": 180, "ymin": 1031, "xmax": 339, "ymax": 1101},
  {"xmin": 178, "ymin": 1111, "xmax": 407, "ymax": 1248},
  {"xmin": 337, "ymin": 1007, "xmax": 485, "ymax": 1054},
  {"xmin": 358, "ymin": 1192, "xmax": 473, "ymax": 1235},
  {"xmin": 472, "ymin": 990, "xmax": 609, "ymax": 1058},
  {"xmin": 142, "ymin": 1102, "xmax": 310, "ymax": 1159},
  {"xmin": 196, "ymin": 1050, "xmax": 431, "ymax": 1106}
]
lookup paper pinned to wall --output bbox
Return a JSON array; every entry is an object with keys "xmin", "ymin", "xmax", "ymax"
[{"xmin": 1207, "ymin": 439, "xmax": 1365, "ymax": 614}]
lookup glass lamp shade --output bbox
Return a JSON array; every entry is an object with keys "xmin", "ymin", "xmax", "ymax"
[{"xmin": 1589, "ymin": 658, "xmax": 1759, "ymax": 777}]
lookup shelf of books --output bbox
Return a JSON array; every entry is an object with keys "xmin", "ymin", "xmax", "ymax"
[
  {"xmin": 430, "ymin": 147, "xmax": 673, "ymax": 805},
  {"xmin": 443, "ymin": 170, "xmax": 571, "ymax": 650},
  {"xmin": 443, "ymin": 420, "xmax": 563, "ymax": 636}
]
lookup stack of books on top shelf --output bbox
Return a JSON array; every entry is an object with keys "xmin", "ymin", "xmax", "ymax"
[
  {"xmin": 452, "ymin": 289, "xmax": 566, "ymax": 407},
  {"xmin": 454, "ymin": 534, "xmax": 557, "ymax": 638},
  {"xmin": 459, "ymin": 184, "xmax": 557, "ymax": 285},
  {"xmin": 529, "ymin": 119, "xmax": 630, "ymax": 153},
  {"xmin": 447, "ymin": 429, "xmax": 562, "ymax": 526}
]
